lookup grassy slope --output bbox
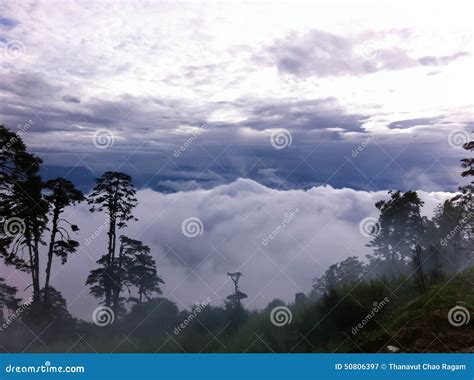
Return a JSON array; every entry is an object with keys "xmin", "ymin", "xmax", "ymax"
[{"xmin": 329, "ymin": 268, "xmax": 474, "ymax": 353}]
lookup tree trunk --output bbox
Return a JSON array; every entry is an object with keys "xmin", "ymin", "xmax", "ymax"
[
  {"xmin": 44, "ymin": 208, "xmax": 59, "ymax": 304},
  {"xmin": 26, "ymin": 231, "xmax": 37, "ymax": 297},
  {"xmin": 25, "ymin": 222, "xmax": 40, "ymax": 300},
  {"xmin": 112, "ymin": 239, "xmax": 124, "ymax": 313},
  {"xmin": 105, "ymin": 215, "xmax": 116, "ymax": 307},
  {"xmin": 33, "ymin": 227, "xmax": 41, "ymax": 296}
]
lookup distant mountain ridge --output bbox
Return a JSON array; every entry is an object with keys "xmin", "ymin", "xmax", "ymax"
[{"xmin": 41, "ymin": 165, "xmax": 401, "ymax": 194}]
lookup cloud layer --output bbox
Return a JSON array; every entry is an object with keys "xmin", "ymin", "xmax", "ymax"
[
  {"xmin": 2, "ymin": 179, "xmax": 452, "ymax": 320},
  {"xmin": 0, "ymin": 0, "xmax": 472, "ymax": 192}
]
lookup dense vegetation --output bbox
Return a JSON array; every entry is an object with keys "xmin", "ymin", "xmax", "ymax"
[{"xmin": 0, "ymin": 125, "xmax": 472, "ymax": 352}]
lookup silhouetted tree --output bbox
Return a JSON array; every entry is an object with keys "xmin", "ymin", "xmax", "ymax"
[
  {"xmin": 459, "ymin": 138, "xmax": 473, "ymax": 243},
  {"xmin": 461, "ymin": 139, "xmax": 473, "ymax": 179},
  {"xmin": 123, "ymin": 236, "xmax": 164, "ymax": 304},
  {"xmin": 226, "ymin": 272, "xmax": 248, "ymax": 330},
  {"xmin": 22, "ymin": 287, "xmax": 75, "ymax": 341},
  {"xmin": 43, "ymin": 178, "xmax": 84, "ymax": 304},
  {"xmin": 367, "ymin": 191, "xmax": 425, "ymax": 276},
  {"xmin": 446, "ymin": 138, "xmax": 474, "ymax": 266},
  {"xmin": 124, "ymin": 298, "xmax": 179, "ymax": 342},
  {"xmin": 0, "ymin": 125, "xmax": 39, "ymax": 205},
  {"xmin": 424, "ymin": 199, "xmax": 469, "ymax": 273},
  {"xmin": 311, "ymin": 256, "xmax": 366, "ymax": 299},
  {"xmin": 108, "ymin": 236, "xmax": 164, "ymax": 312},
  {"xmin": 15, "ymin": 173, "xmax": 49, "ymax": 298},
  {"xmin": 86, "ymin": 254, "xmax": 110, "ymax": 306},
  {"xmin": 0, "ymin": 126, "xmax": 43, "ymax": 274},
  {"xmin": 265, "ymin": 298, "xmax": 286, "ymax": 312},
  {"xmin": 0, "ymin": 278, "xmax": 20, "ymax": 317},
  {"xmin": 412, "ymin": 244, "xmax": 426, "ymax": 294},
  {"xmin": 226, "ymin": 272, "xmax": 247, "ymax": 308},
  {"xmin": 87, "ymin": 172, "xmax": 137, "ymax": 307}
]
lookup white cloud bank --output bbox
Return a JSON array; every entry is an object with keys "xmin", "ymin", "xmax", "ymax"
[{"xmin": 2, "ymin": 179, "xmax": 453, "ymax": 320}]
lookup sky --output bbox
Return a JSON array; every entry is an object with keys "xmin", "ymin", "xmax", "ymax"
[
  {"xmin": 0, "ymin": 0, "xmax": 472, "ymax": 192},
  {"xmin": 0, "ymin": 0, "xmax": 472, "ymax": 318}
]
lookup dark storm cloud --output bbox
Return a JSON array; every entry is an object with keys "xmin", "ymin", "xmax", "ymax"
[
  {"xmin": 0, "ymin": 64, "xmax": 467, "ymax": 196},
  {"xmin": 62, "ymin": 95, "xmax": 81, "ymax": 103},
  {"xmin": 0, "ymin": 17, "xmax": 18, "ymax": 29},
  {"xmin": 258, "ymin": 29, "xmax": 470, "ymax": 77},
  {"xmin": 0, "ymin": 71, "xmax": 365, "ymax": 142},
  {"xmin": 0, "ymin": 71, "xmax": 58, "ymax": 98},
  {"xmin": 418, "ymin": 51, "xmax": 470, "ymax": 66},
  {"xmin": 0, "ymin": 73, "xmax": 464, "ymax": 193}
]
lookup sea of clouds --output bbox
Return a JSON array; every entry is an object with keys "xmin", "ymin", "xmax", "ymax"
[{"xmin": 1, "ymin": 179, "xmax": 452, "ymax": 320}]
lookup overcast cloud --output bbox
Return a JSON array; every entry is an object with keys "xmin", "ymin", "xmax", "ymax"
[{"xmin": 0, "ymin": 0, "xmax": 472, "ymax": 191}]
